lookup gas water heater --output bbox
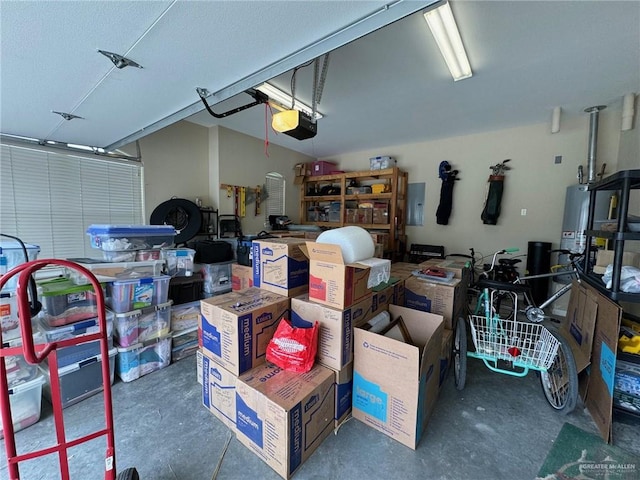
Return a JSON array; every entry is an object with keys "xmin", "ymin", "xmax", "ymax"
[{"xmin": 560, "ymin": 184, "xmax": 610, "ymax": 255}]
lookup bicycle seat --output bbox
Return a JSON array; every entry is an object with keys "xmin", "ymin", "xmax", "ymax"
[
  {"xmin": 476, "ymin": 278, "xmax": 531, "ymax": 295},
  {"xmin": 498, "ymin": 258, "xmax": 521, "ymax": 266}
]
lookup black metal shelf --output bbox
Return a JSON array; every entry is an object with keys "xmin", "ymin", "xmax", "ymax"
[
  {"xmin": 579, "ymin": 271, "xmax": 640, "ymax": 303},
  {"xmin": 585, "ymin": 230, "xmax": 640, "ymax": 241},
  {"xmin": 582, "ymin": 169, "xmax": 640, "ymax": 301}
]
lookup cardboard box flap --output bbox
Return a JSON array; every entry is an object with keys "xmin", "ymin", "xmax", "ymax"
[
  {"xmin": 354, "ymin": 328, "xmax": 421, "ymax": 384},
  {"xmin": 562, "ymin": 281, "xmax": 598, "ymax": 372},
  {"xmin": 305, "ymin": 241, "xmax": 345, "ymax": 264},
  {"xmin": 305, "ymin": 241, "xmax": 374, "ymax": 269},
  {"xmin": 583, "ymin": 284, "xmax": 622, "ymax": 444}
]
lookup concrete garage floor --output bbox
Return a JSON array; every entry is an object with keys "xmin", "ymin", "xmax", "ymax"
[{"xmin": 2, "ymin": 352, "xmax": 639, "ymax": 480}]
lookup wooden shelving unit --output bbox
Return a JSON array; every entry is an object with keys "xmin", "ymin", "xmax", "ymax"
[{"xmin": 299, "ymin": 167, "xmax": 408, "ymax": 259}]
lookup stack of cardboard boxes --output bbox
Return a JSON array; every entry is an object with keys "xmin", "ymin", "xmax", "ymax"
[{"xmin": 196, "ymin": 236, "xmax": 464, "ymax": 478}]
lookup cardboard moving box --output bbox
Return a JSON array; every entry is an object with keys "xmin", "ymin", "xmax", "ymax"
[
  {"xmin": 352, "ymin": 305, "xmax": 444, "ymax": 449},
  {"xmin": 252, "ymin": 238, "xmax": 309, "ymax": 297},
  {"xmin": 335, "ymin": 362, "xmax": 354, "ymax": 428},
  {"xmin": 235, "ymin": 362, "xmax": 335, "ymax": 479},
  {"xmin": 593, "ymin": 249, "xmax": 640, "ymax": 274},
  {"xmin": 404, "ymin": 276, "xmax": 463, "ymax": 330},
  {"xmin": 199, "ymin": 288, "xmax": 290, "ymax": 375},
  {"xmin": 232, "ymin": 263, "xmax": 253, "ymax": 291},
  {"xmin": 371, "ymin": 278, "xmax": 403, "ymax": 316},
  {"xmin": 291, "ymin": 295, "xmax": 373, "ymax": 371},
  {"xmin": 305, "ymin": 242, "xmax": 373, "ymax": 310},
  {"xmin": 201, "ymin": 349, "xmax": 238, "ymax": 431}
]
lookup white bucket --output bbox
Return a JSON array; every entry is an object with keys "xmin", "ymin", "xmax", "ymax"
[{"xmin": 316, "ymin": 226, "xmax": 374, "ymax": 264}]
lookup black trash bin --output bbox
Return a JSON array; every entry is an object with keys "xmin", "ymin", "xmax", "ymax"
[{"xmin": 526, "ymin": 241, "xmax": 552, "ymax": 306}]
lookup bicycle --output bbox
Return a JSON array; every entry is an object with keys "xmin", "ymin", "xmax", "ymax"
[
  {"xmin": 475, "ymin": 249, "xmax": 584, "ymax": 323},
  {"xmin": 452, "ymin": 255, "xmax": 580, "ymax": 414},
  {"xmin": 447, "ymin": 247, "xmax": 524, "ymax": 319}
]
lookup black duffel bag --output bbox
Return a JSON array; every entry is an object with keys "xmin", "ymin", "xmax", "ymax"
[{"xmin": 190, "ymin": 240, "xmax": 234, "ymax": 264}]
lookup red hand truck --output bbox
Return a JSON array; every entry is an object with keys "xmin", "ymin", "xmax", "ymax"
[{"xmin": 0, "ymin": 259, "xmax": 139, "ymax": 480}]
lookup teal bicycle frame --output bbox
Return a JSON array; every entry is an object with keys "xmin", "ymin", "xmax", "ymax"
[{"xmin": 467, "ymin": 288, "xmax": 549, "ymax": 377}]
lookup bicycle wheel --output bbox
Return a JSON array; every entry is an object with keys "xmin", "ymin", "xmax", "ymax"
[
  {"xmin": 454, "ymin": 316, "xmax": 467, "ymax": 390},
  {"xmin": 493, "ymin": 291, "xmax": 516, "ymax": 320},
  {"xmin": 465, "ymin": 287, "xmax": 479, "ymax": 316},
  {"xmin": 539, "ymin": 331, "xmax": 578, "ymax": 414}
]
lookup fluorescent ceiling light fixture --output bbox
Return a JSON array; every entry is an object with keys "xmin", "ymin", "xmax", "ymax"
[
  {"xmin": 423, "ymin": 1, "xmax": 472, "ymax": 81},
  {"xmin": 256, "ymin": 83, "xmax": 323, "ymax": 120}
]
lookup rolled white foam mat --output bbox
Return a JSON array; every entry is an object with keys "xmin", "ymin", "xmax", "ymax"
[{"xmin": 316, "ymin": 226, "xmax": 374, "ymax": 264}]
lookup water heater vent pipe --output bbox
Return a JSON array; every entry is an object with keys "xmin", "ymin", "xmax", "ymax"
[{"xmin": 584, "ymin": 105, "xmax": 606, "ymax": 183}]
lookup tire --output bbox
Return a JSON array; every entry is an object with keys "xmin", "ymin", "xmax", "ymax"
[
  {"xmin": 116, "ymin": 468, "xmax": 140, "ymax": 480},
  {"xmin": 454, "ymin": 316, "xmax": 467, "ymax": 390},
  {"xmin": 493, "ymin": 291, "xmax": 515, "ymax": 320},
  {"xmin": 150, "ymin": 198, "xmax": 202, "ymax": 244},
  {"xmin": 540, "ymin": 331, "xmax": 578, "ymax": 414}
]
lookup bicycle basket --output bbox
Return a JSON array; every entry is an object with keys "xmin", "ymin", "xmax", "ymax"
[{"xmin": 468, "ymin": 315, "xmax": 560, "ymax": 370}]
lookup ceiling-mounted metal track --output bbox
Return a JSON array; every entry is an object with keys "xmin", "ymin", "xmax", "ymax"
[
  {"xmin": 105, "ymin": 0, "xmax": 437, "ymax": 151},
  {"xmin": 0, "ymin": 134, "xmax": 142, "ymax": 163}
]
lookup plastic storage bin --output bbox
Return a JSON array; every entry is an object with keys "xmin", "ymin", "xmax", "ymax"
[
  {"xmin": 41, "ymin": 348, "xmax": 117, "ymax": 409},
  {"xmin": 38, "ymin": 313, "xmax": 114, "ymax": 368},
  {"xmin": 198, "ymin": 261, "xmax": 232, "ymax": 294},
  {"xmin": 112, "ymin": 301, "xmax": 172, "ymax": 347},
  {"xmin": 115, "ymin": 335, "xmax": 172, "ymax": 383},
  {"xmin": 162, "ymin": 248, "xmax": 195, "ymax": 277},
  {"xmin": 136, "ymin": 249, "xmax": 162, "ymax": 261},
  {"xmin": 0, "ymin": 372, "xmax": 46, "ymax": 439},
  {"xmin": 171, "ymin": 326, "xmax": 198, "ymax": 362},
  {"xmin": 101, "ymin": 251, "xmax": 138, "ymax": 262},
  {"xmin": 39, "ymin": 279, "xmax": 105, "ymax": 327},
  {"xmin": 86, "ymin": 224, "xmax": 176, "ymax": 252},
  {"xmin": 106, "ymin": 275, "xmax": 171, "ymax": 313},
  {"xmin": 0, "ymin": 241, "xmax": 40, "ymax": 293},
  {"xmin": 65, "ymin": 259, "xmax": 166, "ymax": 285},
  {"xmin": 1, "ymin": 292, "xmax": 19, "ymax": 340},
  {"xmin": 311, "ymin": 160, "xmax": 337, "ymax": 176},
  {"xmin": 170, "ymin": 300, "xmax": 200, "ymax": 331},
  {"xmin": 4, "ymin": 354, "xmax": 39, "ymax": 391},
  {"xmin": 168, "ymin": 273, "xmax": 203, "ymax": 305}
]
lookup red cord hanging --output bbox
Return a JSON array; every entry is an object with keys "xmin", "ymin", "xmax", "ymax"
[{"xmin": 263, "ymin": 103, "xmax": 270, "ymax": 157}]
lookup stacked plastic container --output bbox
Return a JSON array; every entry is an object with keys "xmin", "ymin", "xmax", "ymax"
[
  {"xmin": 85, "ymin": 224, "xmax": 178, "ymax": 383},
  {"xmin": 169, "ymin": 301, "xmax": 200, "ymax": 363},
  {"xmin": 0, "ymin": 240, "xmax": 47, "ymax": 437},
  {"xmin": 162, "ymin": 242, "xmax": 206, "ymax": 363},
  {"xmin": 37, "ymin": 277, "xmax": 117, "ymax": 408},
  {"xmin": 1, "ymin": 336, "xmax": 46, "ymax": 439},
  {"xmin": 0, "ymin": 241, "xmax": 41, "ymax": 342}
]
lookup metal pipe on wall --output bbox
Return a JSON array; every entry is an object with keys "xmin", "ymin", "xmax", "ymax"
[{"xmin": 584, "ymin": 105, "xmax": 606, "ymax": 183}]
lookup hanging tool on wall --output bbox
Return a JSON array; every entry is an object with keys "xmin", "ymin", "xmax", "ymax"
[
  {"xmin": 255, "ymin": 185, "xmax": 262, "ymax": 216},
  {"xmin": 435, "ymin": 161, "xmax": 460, "ymax": 225},
  {"xmin": 239, "ymin": 187, "xmax": 246, "ymax": 218},
  {"xmin": 233, "ymin": 186, "xmax": 239, "ymax": 217},
  {"xmin": 481, "ymin": 159, "xmax": 511, "ymax": 225},
  {"xmin": 220, "ymin": 184, "xmax": 268, "ymax": 217}
]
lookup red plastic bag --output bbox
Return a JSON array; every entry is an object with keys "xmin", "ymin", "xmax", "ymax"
[{"xmin": 266, "ymin": 318, "xmax": 319, "ymax": 373}]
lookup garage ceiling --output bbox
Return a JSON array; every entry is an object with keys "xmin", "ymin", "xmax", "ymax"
[{"xmin": 2, "ymin": 1, "xmax": 639, "ymax": 159}]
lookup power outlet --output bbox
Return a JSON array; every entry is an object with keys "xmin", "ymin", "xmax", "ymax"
[
  {"xmin": 555, "ymin": 155, "xmax": 562, "ymax": 164},
  {"xmin": 521, "ymin": 209, "xmax": 527, "ymax": 216}
]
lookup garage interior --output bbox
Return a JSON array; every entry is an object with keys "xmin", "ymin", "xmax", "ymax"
[{"xmin": 1, "ymin": 1, "xmax": 640, "ymax": 479}]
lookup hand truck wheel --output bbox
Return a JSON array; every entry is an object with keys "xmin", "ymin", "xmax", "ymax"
[
  {"xmin": 116, "ymin": 467, "xmax": 140, "ymax": 480},
  {"xmin": 453, "ymin": 316, "xmax": 467, "ymax": 390}
]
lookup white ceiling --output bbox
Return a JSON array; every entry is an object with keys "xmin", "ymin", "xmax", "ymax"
[{"xmin": 2, "ymin": 1, "xmax": 639, "ymax": 160}]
